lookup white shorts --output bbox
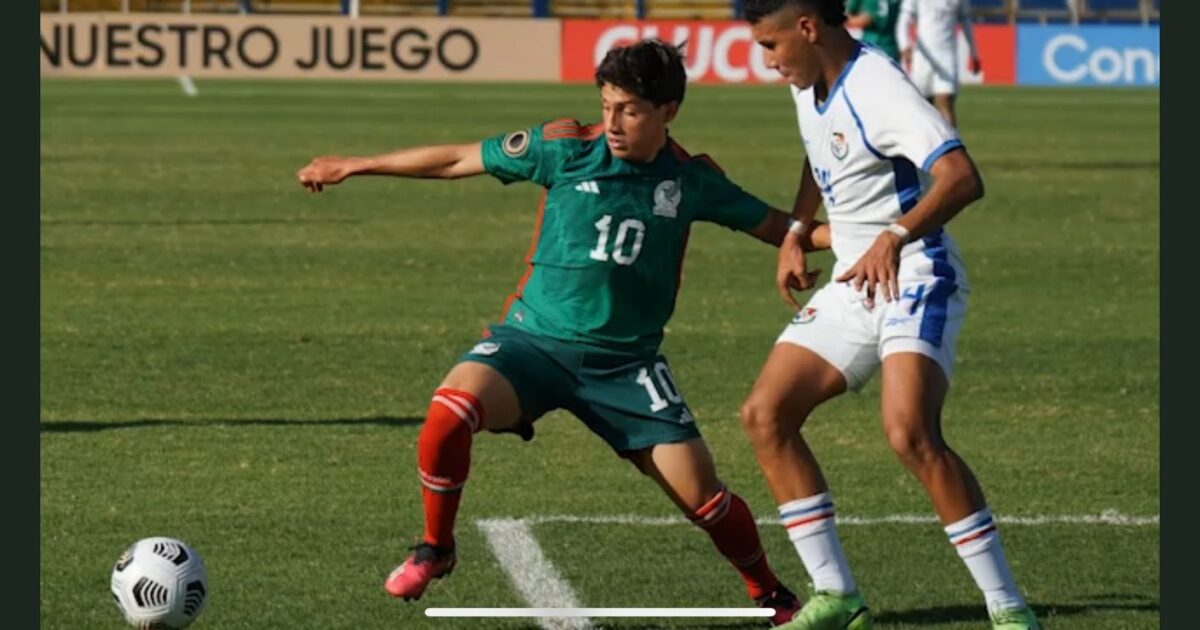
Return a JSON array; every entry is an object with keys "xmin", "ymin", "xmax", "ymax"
[
  {"xmin": 911, "ymin": 44, "xmax": 958, "ymax": 96},
  {"xmin": 776, "ymin": 278, "xmax": 967, "ymax": 392}
]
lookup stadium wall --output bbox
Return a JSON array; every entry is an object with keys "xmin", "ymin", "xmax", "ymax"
[{"xmin": 40, "ymin": 14, "xmax": 1158, "ymax": 88}]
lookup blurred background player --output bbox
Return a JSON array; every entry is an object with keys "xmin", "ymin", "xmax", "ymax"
[
  {"xmin": 743, "ymin": 0, "xmax": 1040, "ymax": 628},
  {"xmin": 296, "ymin": 39, "xmax": 833, "ymax": 624},
  {"xmin": 896, "ymin": 0, "xmax": 982, "ymax": 128},
  {"xmin": 845, "ymin": 0, "xmax": 902, "ymax": 61}
]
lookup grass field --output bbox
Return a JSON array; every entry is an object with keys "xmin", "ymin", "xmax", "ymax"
[{"xmin": 40, "ymin": 79, "xmax": 1159, "ymax": 629}]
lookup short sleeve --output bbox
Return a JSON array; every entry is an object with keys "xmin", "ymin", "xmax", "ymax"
[
  {"xmin": 691, "ymin": 158, "xmax": 770, "ymax": 231},
  {"xmin": 846, "ymin": 0, "xmax": 864, "ymax": 12},
  {"xmin": 481, "ymin": 125, "xmax": 553, "ymax": 186},
  {"xmin": 844, "ymin": 73, "xmax": 964, "ymax": 173}
]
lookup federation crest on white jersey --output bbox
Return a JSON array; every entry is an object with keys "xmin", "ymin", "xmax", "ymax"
[{"xmin": 111, "ymin": 537, "xmax": 209, "ymax": 629}]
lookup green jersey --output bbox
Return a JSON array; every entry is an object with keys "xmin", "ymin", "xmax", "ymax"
[
  {"xmin": 848, "ymin": 0, "xmax": 902, "ymax": 60},
  {"xmin": 480, "ymin": 119, "xmax": 770, "ymax": 354}
]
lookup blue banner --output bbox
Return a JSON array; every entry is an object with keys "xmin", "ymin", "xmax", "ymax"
[{"xmin": 1017, "ymin": 25, "xmax": 1159, "ymax": 87}]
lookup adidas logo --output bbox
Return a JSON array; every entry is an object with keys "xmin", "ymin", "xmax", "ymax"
[{"xmin": 574, "ymin": 181, "xmax": 600, "ymax": 194}]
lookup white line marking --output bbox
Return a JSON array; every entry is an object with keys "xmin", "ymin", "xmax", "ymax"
[
  {"xmin": 477, "ymin": 518, "xmax": 593, "ymax": 630},
  {"xmin": 473, "ymin": 509, "xmax": 1155, "ymax": 626},
  {"xmin": 176, "ymin": 75, "xmax": 198, "ymax": 97},
  {"xmin": 426, "ymin": 608, "xmax": 773, "ymax": 618},
  {"xmin": 516, "ymin": 509, "xmax": 1159, "ymax": 528}
]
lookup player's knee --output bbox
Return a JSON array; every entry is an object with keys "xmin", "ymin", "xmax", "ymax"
[
  {"xmin": 739, "ymin": 397, "xmax": 799, "ymax": 446},
  {"xmin": 883, "ymin": 415, "xmax": 943, "ymax": 468}
]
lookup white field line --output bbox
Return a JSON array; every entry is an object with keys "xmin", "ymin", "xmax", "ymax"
[
  {"xmin": 477, "ymin": 518, "xmax": 593, "ymax": 630},
  {"xmin": 517, "ymin": 509, "xmax": 1159, "ymax": 528},
  {"xmin": 176, "ymin": 75, "xmax": 198, "ymax": 97},
  {"xmin": 476, "ymin": 510, "xmax": 1156, "ymax": 626}
]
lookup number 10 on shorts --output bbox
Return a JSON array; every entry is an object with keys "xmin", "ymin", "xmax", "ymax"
[{"xmin": 637, "ymin": 362, "xmax": 683, "ymax": 412}]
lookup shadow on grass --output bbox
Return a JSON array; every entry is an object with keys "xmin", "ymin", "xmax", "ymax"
[
  {"xmin": 40, "ymin": 417, "xmax": 424, "ymax": 432},
  {"xmin": 875, "ymin": 597, "xmax": 1159, "ymax": 625}
]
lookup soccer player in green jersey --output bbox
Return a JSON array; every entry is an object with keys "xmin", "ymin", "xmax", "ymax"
[
  {"xmin": 297, "ymin": 40, "xmax": 831, "ymax": 622},
  {"xmin": 845, "ymin": 0, "xmax": 902, "ymax": 60}
]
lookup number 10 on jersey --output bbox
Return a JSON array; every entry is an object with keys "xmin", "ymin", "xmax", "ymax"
[{"xmin": 590, "ymin": 215, "xmax": 646, "ymax": 265}]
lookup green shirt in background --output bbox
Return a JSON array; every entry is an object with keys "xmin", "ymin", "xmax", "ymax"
[{"xmin": 847, "ymin": 0, "xmax": 902, "ymax": 61}]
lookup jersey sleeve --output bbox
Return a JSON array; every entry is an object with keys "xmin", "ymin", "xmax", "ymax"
[
  {"xmin": 847, "ymin": 73, "xmax": 964, "ymax": 173},
  {"xmin": 846, "ymin": 0, "xmax": 864, "ymax": 13},
  {"xmin": 691, "ymin": 158, "xmax": 771, "ymax": 231},
  {"xmin": 481, "ymin": 119, "xmax": 587, "ymax": 187}
]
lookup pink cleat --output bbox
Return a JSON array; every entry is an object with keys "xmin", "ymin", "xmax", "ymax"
[
  {"xmin": 756, "ymin": 584, "xmax": 802, "ymax": 626},
  {"xmin": 384, "ymin": 543, "xmax": 457, "ymax": 601}
]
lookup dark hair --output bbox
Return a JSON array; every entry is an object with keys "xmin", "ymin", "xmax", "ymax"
[
  {"xmin": 594, "ymin": 39, "xmax": 687, "ymax": 107},
  {"xmin": 743, "ymin": 0, "xmax": 847, "ymax": 26}
]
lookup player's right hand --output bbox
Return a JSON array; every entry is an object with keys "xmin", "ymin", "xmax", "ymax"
[
  {"xmin": 297, "ymin": 156, "xmax": 356, "ymax": 193},
  {"xmin": 777, "ymin": 231, "xmax": 821, "ymax": 311}
]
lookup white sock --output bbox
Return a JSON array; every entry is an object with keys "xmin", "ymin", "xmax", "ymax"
[
  {"xmin": 945, "ymin": 508, "xmax": 1026, "ymax": 614},
  {"xmin": 779, "ymin": 493, "xmax": 857, "ymax": 595}
]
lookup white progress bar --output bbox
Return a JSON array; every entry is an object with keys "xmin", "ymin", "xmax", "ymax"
[{"xmin": 426, "ymin": 608, "xmax": 775, "ymax": 618}]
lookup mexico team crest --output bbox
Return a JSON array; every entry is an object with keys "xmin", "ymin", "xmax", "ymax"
[
  {"xmin": 831, "ymin": 132, "xmax": 849, "ymax": 160},
  {"xmin": 653, "ymin": 178, "xmax": 682, "ymax": 218},
  {"xmin": 792, "ymin": 307, "xmax": 817, "ymax": 324}
]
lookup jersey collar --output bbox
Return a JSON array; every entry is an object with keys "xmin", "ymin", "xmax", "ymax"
[{"xmin": 814, "ymin": 40, "xmax": 863, "ymax": 116}]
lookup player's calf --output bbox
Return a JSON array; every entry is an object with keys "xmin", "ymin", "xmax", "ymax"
[
  {"xmin": 386, "ymin": 387, "xmax": 484, "ymax": 601},
  {"xmin": 688, "ymin": 486, "xmax": 800, "ymax": 625},
  {"xmin": 417, "ymin": 387, "xmax": 484, "ymax": 549}
]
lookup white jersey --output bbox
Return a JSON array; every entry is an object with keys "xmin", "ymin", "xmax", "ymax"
[
  {"xmin": 791, "ymin": 43, "xmax": 967, "ymax": 286},
  {"xmin": 897, "ymin": 0, "xmax": 976, "ymax": 58}
]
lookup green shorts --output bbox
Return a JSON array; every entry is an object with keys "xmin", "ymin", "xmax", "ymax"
[{"xmin": 457, "ymin": 324, "xmax": 701, "ymax": 453}]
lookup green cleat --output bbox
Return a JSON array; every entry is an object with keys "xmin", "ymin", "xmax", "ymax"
[
  {"xmin": 990, "ymin": 606, "xmax": 1041, "ymax": 629},
  {"xmin": 779, "ymin": 590, "xmax": 871, "ymax": 630}
]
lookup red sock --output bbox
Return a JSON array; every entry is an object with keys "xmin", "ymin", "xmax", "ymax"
[
  {"xmin": 417, "ymin": 388, "xmax": 483, "ymax": 549},
  {"xmin": 690, "ymin": 487, "xmax": 780, "ymax": 600}
]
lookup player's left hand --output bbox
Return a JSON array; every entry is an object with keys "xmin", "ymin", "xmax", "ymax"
[
  {"xmin": 836, "ymin": 230, "xmax": 903, "ymax": 309},
  {"xmin": 297, "ymin": 156, "xmax": 358, "ymax": 193},
  {"xmin": 968, "ymin": 56, "xmax": 982, "ymax": 74},
  {"xmin": 777, "ymin": 230, "xmax": 822, "ymax": 311}
]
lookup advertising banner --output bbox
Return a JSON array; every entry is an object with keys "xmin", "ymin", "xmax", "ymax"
[
  {"xmin": 40, "ymin": 13, "xmax": 561, "ymax": 81},
  {"xmin": 562, "ymin": 20, "xmax": 1014, "ymax": 85},
  {"xmin": 1017, "ymin": 25, "xmax": 1159, "ymax": 87}
]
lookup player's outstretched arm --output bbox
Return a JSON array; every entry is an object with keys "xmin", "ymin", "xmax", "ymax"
[
  {"xmin": 747, "ymin": 209, "xmax": 830, "ymax": 251},
  {"xmin": 297, "ymin": 142, "xmax": 485, "ymax": 193}
]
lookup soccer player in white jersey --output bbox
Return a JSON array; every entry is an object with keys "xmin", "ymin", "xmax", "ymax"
[
  {"xmin": 741, "ymin": 1, "xmax": 1040, "ymax": 629},
  {"xmin": 896, "ymin": 0, "xmax": 981, "ymax": 128}
]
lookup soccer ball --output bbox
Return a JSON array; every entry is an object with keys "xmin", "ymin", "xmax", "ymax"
[{"xmin": 110, "ymin": 537, "xmax": 208, "ymax": 629}]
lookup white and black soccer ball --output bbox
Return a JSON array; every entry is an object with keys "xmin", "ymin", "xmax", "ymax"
[{"xmin": 111, "ymin": 537, "xmax": 208, "ymax": 629}]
